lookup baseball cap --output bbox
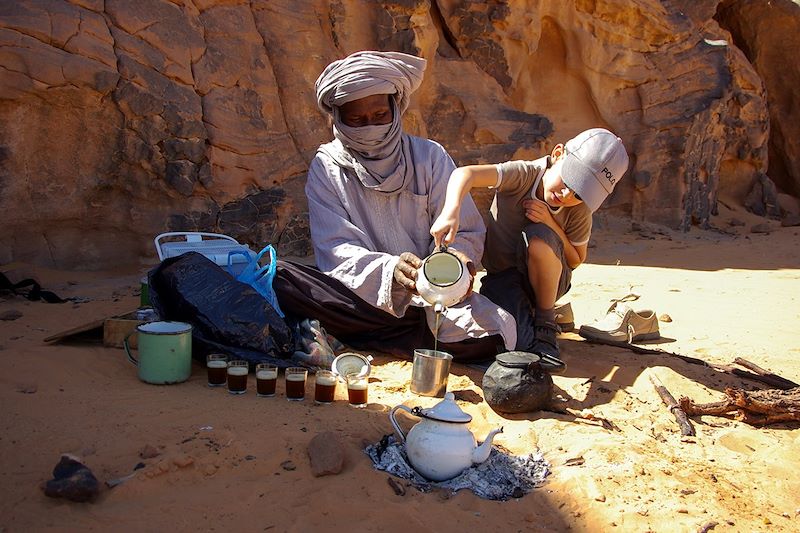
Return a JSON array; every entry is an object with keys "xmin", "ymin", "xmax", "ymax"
[{"xmin": 561, "ymin": 128, "xmax": 629, "ymax": 212}]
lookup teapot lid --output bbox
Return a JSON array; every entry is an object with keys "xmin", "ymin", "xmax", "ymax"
[
  {"xmin": 495, "ymin": 351, "xmax": 540, "ymax": 369},
  {"xmin": 419, "ymin": 392, "xmax": 472, "ymax": 423}
]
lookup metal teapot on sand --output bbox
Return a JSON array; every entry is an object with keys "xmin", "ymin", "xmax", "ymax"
[{"xmin": 389, "ymin": 392, "xmax": 503, "ymax": 481}]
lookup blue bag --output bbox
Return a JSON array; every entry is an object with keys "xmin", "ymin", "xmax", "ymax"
[{"xmin": 228, "ymin": 245, "xmax": 285, "ymax": 317}]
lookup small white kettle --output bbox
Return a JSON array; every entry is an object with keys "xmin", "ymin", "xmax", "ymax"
[
  {"xmin": 389, "ymin": 392, "xmax": 503, "ymax": 481},
  {"xmin": 415, "ymin": 246, "xmax": 472, "ymax": 313}
]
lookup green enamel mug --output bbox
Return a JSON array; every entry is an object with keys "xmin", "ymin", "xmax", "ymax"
[{"xmin": 124, "ymin": 321, "xmax": 193, "ymax": 384}]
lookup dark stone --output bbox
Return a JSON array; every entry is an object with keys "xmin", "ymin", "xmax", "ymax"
[
  {"xmin": 197, "ymin": 162, "xmax": 213, "ymax": 188},
  {"xmin": 219, "ymin": 187, "xmax": 286, "ymax": 244},
  {"xmin": 0, "ymin": 309, "xmax": 22, "ymax": 321},
  {"xmin": 750, "ymin": 223, "xmax": 772, "ymax": 234},
  {"xmin": 634, "ymin": 171, "xmax": 653, "ymax": 191},
  {"xmin": 139, "ymin": 444, "xmax": 160, "ymax": 459},
  {"xmin": 307, "ymin": 431, "xmax": 345, "ymax": 477},
  {"xmin": 165, "ymin": 160, "xmax": 197, "ymax": 196},
  {"xmin": 781, "ymin": 213, "xmax": 800, "ymax": 227},
  {"xmin": 167, "ymin": 204, "xmax": 220, "ymax": 234},
  {"xmin": 114, "ymin": 81, "xmax": 164, "ymax": 116},
  {"xmin": 745, "ymin": 173, "xmax": 781, "ymax": 219},
  {"xmin": 93, "ymin": 70, "xmax": 120, "ymax": 95},
  {"xmin": 277, "ymin": 214, "xmax": 313, "ymax": 257},
  {"xmin": 162, "ymin": 138, "xmax": 206, "ymax": 163},
  {"xmin": 44, "ymin": 455, "xmax": 100, "ymax": 503}
]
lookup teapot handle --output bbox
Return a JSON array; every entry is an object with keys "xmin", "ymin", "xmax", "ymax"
[{"xmin": 389, "ymin": 405, "xmax": 416, "ymax": 443}]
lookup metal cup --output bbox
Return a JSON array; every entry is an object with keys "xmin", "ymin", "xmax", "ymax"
[{"xmin": 410, "ymin": 349, "xmax": 453, "ymax": 397}]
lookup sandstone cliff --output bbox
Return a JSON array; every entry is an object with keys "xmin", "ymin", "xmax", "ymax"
[{"xmin": 0, "ymin": 0, "xmax": 792, "ymax": 269}]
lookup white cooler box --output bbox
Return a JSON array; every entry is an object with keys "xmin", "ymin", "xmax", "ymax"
[{"xmin": 154, "ymin": 232, "xmax": 256, "ymax": 275}]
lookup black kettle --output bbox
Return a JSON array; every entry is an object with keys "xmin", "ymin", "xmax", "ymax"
[{"xmin": 482, "ymin": 351, "xmax": 565, "ymax": 414}]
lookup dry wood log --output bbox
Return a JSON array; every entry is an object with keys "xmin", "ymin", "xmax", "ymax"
[
  {"xmin": 732, "ymin": 357, "xmax": 799, "ymax": 389},
  {"xmin": 679, "ymin": 387, "xmax": 800, "ymax": 426},
  {"xmin": 649, "ymin": 373, "xmax": 695, "ymax": 436}
]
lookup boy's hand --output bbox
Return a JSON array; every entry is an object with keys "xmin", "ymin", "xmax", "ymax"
[
  {"xmin": 522, "ymin": 198, "xmax": 556, "ymax": 229},
  {"xmin": 393, "ymin": 252, "xmax": 422, "ymax": 293},
  {"xmin": 430, "ymin": 211, "xmax": 460, "ymax": 249}
]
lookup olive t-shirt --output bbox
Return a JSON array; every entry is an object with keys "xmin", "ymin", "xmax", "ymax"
[{"xmin": 482, "ymin": 156, "xmax": 593, "ymax": 274}]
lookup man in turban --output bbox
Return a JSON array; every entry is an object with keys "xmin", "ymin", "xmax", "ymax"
[{"xmin": 273, "ymin": 51, "xmax": 515, "ymax": 361}]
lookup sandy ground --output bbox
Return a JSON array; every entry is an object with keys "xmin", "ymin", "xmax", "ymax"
[{"xmin": 1, "ymin": 208, "xmax": 799, "ymax": 532}]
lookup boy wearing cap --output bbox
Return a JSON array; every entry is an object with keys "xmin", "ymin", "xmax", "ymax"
[{"xmin": 430, "ymin": 128, "xmax": 629, "ymax": 359}]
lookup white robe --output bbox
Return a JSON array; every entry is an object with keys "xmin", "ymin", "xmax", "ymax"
[{"xmin": 306, "ymin": 134, "xmax": 516, "ymax": 349}]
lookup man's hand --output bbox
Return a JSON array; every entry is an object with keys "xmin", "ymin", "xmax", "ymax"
[
  {"xmin": 447, "ymin": 248, "xmax": 476, "ymax": 300},
  {"xmin": 393, "ymin": 252, "xmax": 422, "ymax": 293},
  {"xmin": 522, "ymin": 198, "xmax": 556, "ymax": 230}
]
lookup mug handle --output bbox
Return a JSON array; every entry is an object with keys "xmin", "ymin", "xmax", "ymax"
[
  {"xmin": 389, "ymin": 404, "xmax": 415, "ymax": 443},
  {"xmin": 123, "ymin": 331, "xmax": 138, "ymax": 366}
]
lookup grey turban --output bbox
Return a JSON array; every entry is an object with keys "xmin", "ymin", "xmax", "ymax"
[{"xmin": 315, "ymin": 51, "xmax": 427, "ymax": 116}]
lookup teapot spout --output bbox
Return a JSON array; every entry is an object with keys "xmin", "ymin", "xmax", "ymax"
[
  {"xmin": 471, "ymin": 427, "xmax": 503, "ymax": 464},
  {"xmin": 433, "ymin": 302, "xmax": 445, "ymax": 314}
]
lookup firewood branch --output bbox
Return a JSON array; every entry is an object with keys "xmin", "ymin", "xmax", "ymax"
[
  {"xmin": 679, "ymin": 387, "xmax": 800, "ymax": 427},
  {"xmin": 649, "ymin": 373, "xmax": 695, "ymax": 436}
]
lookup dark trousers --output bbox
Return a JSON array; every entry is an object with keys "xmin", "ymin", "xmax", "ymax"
[
  {"xmin": 272, "ymin": 260, "xmax": 502, "ymax": 362},
  {"xmin": 479, "ymin": 268, "xmax": 538, "ymax": 352}
]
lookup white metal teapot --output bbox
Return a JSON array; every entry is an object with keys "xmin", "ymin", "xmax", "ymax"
[
  {"xmin": 389, "ymin": 392, "xmax": 504, "ymax": 481},
  {"xmin": 415, "ymin": 246, "xmax": 472, "ymax": 313}
]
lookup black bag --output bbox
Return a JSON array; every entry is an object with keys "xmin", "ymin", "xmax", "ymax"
[
  {"xmin": 482, "ymin": 351, "xmax": 555, "ymax": 414},
  {"xmin": 149, "ymin": 252, "xmax": 295, "ymax": 368}
]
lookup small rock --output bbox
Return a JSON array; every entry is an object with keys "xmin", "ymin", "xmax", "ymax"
[
  {"xmin": 16, "ymin": 383, "xmax": 37, "ymax": 394},
  {"xmin": 564, "ymin": 456, "xmax": 585, "ymax": 466},
  {"xmin": 658, "ymin": 313, "xmax": 672, "ymax": 323},
  {"xmin": 728, "ymin": 218, "xmax": 745, "ymax": 227},
  {"xmin": 0, "ymin": 309, "xmax": 23, "ymax": 321},
  {"xmin": 751, "ymin": 223, "xmax": 772, "ymax": 234},
  {"xmin": 677, "ymin": 508, "xmax": 688, "ymax": 514},
  {"xmin": 781, "ymin": 214, "xmax": 800, "ymax": 227},
  {"xmin": 387, "ymin": 476, "xmax": 405, "ymax": 496},
  {"xmin": 139, "ymin": 444, "xmax": 160, "ymax": 459},
  {"xmin": 43, "ymin": 455, "xmax": 100, "ymax": 502},
  {"xmin": 307, "ymin": 432, "xmax": 344, "ymax": 477},
  {"xmin": 280, "ymin": 460, "xmax": 296, "ymax": 471},
  {"xmin": 172, "ymin": 455, "xmax": 194, "ymax": 468}
]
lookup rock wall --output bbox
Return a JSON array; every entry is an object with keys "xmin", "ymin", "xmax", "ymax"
[
  {"xmin": 715, "ymin": 0, "xmax": 800, "ymax": 198},
  {"xmin": 0, "ymin": 0, "xmax": 784, "ymax": 269}
]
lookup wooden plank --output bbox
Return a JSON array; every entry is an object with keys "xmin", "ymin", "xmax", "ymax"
[{"xmin": 43, "ymin": 318, "xmax": 106, "ymax": 344}]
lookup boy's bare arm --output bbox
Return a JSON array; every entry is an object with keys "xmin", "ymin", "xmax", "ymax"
[{"xmin": 431, "ymin": 165, "xmax": 498, "ymax": 248}]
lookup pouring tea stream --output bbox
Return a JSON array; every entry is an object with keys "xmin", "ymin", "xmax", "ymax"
[{"xmin": 415, "ymin": 246, "xmax": 472, "ymax": 351}]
